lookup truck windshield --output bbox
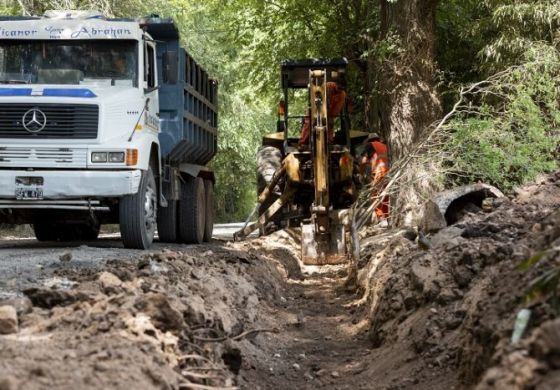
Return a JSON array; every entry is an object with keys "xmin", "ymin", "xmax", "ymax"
[{"xmin": 0, "ymin": 40, "xmax": 138, "ymax": 87}]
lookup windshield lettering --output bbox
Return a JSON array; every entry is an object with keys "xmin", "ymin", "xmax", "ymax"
[
  {"xmin": 0, "ymin": 28, "xmax": 37, "ymax": 37},
  {"xmin": 70, "ymin": 27, "xmax": 132, "ymax": 39},
  {"xmin": 44, "ymin": 26, "xmax": 64, "ymax": 34}
]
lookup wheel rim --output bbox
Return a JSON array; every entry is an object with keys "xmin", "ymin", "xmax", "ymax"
[{"xmin": 144, "ymin": 181, "xmax": 157, "ymax": 237}]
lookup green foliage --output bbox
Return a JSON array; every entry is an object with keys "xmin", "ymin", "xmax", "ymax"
[
  {"xmin": 481, "ymin": 0, "xmax": 560, "ymax": 66},
  {"xmin": 447, "ymin": 49, "xmax": 560, "ymax": 190},
  {"xmin": 2, "ymin": 0, "xmax": 560, "ymax": 219},
  {"xmin": 436, "ymin": 0, "xmax": 489, "ymax": 86}
]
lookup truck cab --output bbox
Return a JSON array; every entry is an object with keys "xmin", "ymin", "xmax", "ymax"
[{"xmin": 0, "ymin": 11, "xmax": 217, "ymax": 248}]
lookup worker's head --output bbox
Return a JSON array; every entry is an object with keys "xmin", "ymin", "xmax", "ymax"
[
  {"xmin": 110, "ymin": 50, "xmax": 126, "ymax": 73},
  {"xmin": 366, "ymin": 133, "xmax": 382, "ymax": 143}
]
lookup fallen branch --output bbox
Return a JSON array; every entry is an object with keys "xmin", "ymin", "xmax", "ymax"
[
  {"xmin": 178, "ymin": 354, "xmax": 217, "ymax": 366},
  {"xmin": 181, "ymin": 371, "xmax": 222, "ymax": 380},
  {"xmin": 193, "ymin": 327, "xmax": 280, "ymax": 343},
  {"xmin": 231, "ymin": 327, "xmax": 280, "ymax": 341},
  {"xmin": 179, "ymin": 383, "xmax": 238, "ymax": 390}
]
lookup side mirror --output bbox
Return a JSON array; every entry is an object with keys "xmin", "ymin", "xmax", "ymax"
[
  {"xmin": 163, "ymin": 51, "xmax": 178, "ymax": 84},
  {"xmin": 277, "ymin": 120, "xmax": 286, "ymax": 132}
]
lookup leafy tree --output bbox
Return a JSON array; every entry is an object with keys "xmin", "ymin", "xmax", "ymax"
[
  {"xmin": 480, "ymin": 0, "xmax": 560, "ymax": 67},
  {"xmin": 2, "ymin": 0, "xmax": 558, "ymax": 222},
  {"xmin": 446, "ymin": 48, "xmax": 560, "ymax": 190}
]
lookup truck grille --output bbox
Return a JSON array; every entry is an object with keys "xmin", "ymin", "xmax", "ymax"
[
  {"xmin": 0, "ymin": 147, "xmax": 88, "ymax": 168},
  {"xmin": 0, "ymin": 104, "xmax": 98, "ymax": 139}
]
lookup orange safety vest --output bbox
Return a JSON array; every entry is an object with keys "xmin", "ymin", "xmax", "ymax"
[
  {"xmin": 299, "ymin": 83, "xmax": 346, "ymax": 146},
  {"xmin": 369, "ymin": 141, "xmax": 389, "ymax": 184}
]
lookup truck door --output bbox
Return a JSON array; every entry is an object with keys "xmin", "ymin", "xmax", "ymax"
[{"xmin": 143, "ymin": 40, "xmax": 160, "ymax": 134}]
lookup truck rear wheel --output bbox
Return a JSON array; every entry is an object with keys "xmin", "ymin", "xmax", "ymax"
[
  {"xmin": 157, "ymin": 183, "xmax": 178, "ymax": 243},
  {"xmin": 178, "ymin": 176, "xmax": 206, "ymax": 244},
  {"xmin": 119, "ymin": 167, "xmax": 157, "ymax": 249},
  {"xmin": 78, "ymin": 222, "xmax": 100, "ymax": 241},
  {"xmin": 33, "ymin": 221, "xmax": 58, "ymax": 242},
  {"xmin": 203, "ymin": 180, "xmax": 214, "ymax": 242},
  {"xmin": 33, "ymin": 221, "xmax": 100, "ymax": 242}
]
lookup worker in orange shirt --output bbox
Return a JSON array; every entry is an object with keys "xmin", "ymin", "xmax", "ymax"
[
  {"xmin": 299, "ymin": 82, "xmax": 347, "ymax": 147},
  {"xmin": 360, "ymin": 133, "xmax": 390, "ymax": 220}
]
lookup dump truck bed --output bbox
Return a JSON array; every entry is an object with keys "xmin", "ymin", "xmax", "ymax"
[{"xmin": 142, "ymin": 18, "xmax": 218, "ymax": 166}]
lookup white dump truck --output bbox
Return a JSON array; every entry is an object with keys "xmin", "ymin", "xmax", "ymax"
[{"xmin": 0, "ymin": 11, "xmax": 217, "ymax": 249}]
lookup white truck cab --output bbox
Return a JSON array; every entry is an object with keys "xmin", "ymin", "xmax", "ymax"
[{"xmin": 0, "ymin": 11, "xmax": 218, "ymax": 248}]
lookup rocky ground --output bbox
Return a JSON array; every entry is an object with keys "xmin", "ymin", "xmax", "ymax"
[{"xmin": 0, "ymin": 172, "xmax": 558, "ymax": 389}]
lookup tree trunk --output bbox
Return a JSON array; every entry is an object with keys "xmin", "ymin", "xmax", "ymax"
[
  {"xmin": 379, "ymin": 0, "xmax": 442, "ymax": 161},
  {"xmin": 364, "ymin": 37, "xmax": 381, "ymax": 134},
  {"xmin": 378, "ymin": 0, "xmax": 443, "ymax": 226}
]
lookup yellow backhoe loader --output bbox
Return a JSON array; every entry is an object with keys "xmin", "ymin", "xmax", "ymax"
[{"xmin": 234, "ymin": 59, "xmax": 367, "ymax": 265}]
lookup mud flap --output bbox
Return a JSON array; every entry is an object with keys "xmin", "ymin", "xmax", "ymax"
[{"xmin": 301, "ymin": 222, "xmax": 346, "ymax": 265}]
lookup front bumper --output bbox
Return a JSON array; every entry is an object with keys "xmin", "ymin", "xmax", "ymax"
[{"xmin": 0, "ymin": 169, "xmax": 142, "ymax": 199}]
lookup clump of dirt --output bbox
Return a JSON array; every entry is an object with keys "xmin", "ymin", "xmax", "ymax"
[
  {"xmin": 356, "ymin": 171, "xmax": 560, "ymax": 389},
  {"xmin": 0, "ymin": 244, "xmax": 286, "ymax": 389}
]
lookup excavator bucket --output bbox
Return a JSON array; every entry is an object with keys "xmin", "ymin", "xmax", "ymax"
[{"xmin": 301, "ymin": 221, "xmax": 347, "ymax": 265}]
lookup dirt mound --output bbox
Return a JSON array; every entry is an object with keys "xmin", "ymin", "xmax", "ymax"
[
  {"xmin": 0, "ymin": 244, "xmax": 285, "ymax": 389},
  {"xmin": 356, "ymin": 171, "xmax": 560, "ymax": 388}
]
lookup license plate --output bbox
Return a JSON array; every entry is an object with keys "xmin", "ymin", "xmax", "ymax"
[{"xmin": 15, "ymin": 177, "xmax": 44, "ymax": 200}]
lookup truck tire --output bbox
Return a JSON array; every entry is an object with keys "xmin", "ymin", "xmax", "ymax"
[
  {"xmin": 57, "ymin": 223, "xmax": 100, "ymax": 241},
  {"xmin": 33, "ymin": 221, "xmax": 58, "ymax": 241},
  {"xmin": 33, "ymin": 222, "xmax": 100, "ymax": 242},
  {"xmin": 157, "ymin": 183, "xmax": 178, "ymax": 243},
  {"xmin": 119, "ymin": 167, "xmax": 157, "ymax": 249},
  {"xmin": 178, "ymin": 176, "xmax": 205, "ymax": 244},
  {"xmin": 203, "ymin": 180, "xmax": 214, "ymax": 242},
  {"xmin": 256, "ymin": 146, "xmax": 282, "ymax": 195}
]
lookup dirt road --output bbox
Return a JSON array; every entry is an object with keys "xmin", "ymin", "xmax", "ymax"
[{"xmin": 0, "ymin": 223, "xmax": 246, "ymax": 299}]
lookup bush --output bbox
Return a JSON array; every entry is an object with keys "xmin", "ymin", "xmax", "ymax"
[{"xmin": 446, "ymin": 47, "xmax": 560, "ymax": 191}]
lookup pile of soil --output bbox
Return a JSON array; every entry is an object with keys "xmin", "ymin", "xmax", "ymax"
[
  {"xmin": 355, "ymin": 171, "xmax": 560, "ymax": 389},
  {"xmin": 0, "ymin": 244, "xmax": 285, "ymax": 389}
]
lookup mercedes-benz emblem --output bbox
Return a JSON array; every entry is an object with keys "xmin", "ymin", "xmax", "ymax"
[{"xmin": 22, "ymin": 108, "xmax": 47, "ymax": 133}]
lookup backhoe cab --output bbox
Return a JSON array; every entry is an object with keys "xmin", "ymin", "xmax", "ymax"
[{"xmin": 235, "ymin": 58, "xmax": 366, "ymax": 265}]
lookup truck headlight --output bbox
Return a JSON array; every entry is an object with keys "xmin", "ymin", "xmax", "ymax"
[
  {"xmin": 108, "ymin": 152, "xmax": 125, "ymax": 163},
  {"xmin": 91, "ymin": 152, "xmax": 108, "ymax": 163}
]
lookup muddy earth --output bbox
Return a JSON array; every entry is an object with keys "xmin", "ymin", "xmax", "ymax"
[{"xmin": 0, "ymin": 172, "xmax": 559, "ymax": 390}]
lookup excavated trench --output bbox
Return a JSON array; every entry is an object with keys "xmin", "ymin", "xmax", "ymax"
[{"xmin": 0, "ymin": 171, "xmax": 559, "ymax": 389}]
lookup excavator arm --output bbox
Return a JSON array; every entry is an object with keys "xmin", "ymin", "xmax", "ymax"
[{"xmin": 301, "ymin": 69, "xmax": 347, "ymax": 264}]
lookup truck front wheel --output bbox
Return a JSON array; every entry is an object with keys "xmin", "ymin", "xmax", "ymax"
[
  {"xmin": 33, "ymin": 221, "xmax": 58, "ymax": 241},
  {"xmin": 120, "ymin": 167, "xmax": 157, "ymax": 249},
  {"xmin": 178, "ymin": 176, "xmax": 206, "ymax": 244}
]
